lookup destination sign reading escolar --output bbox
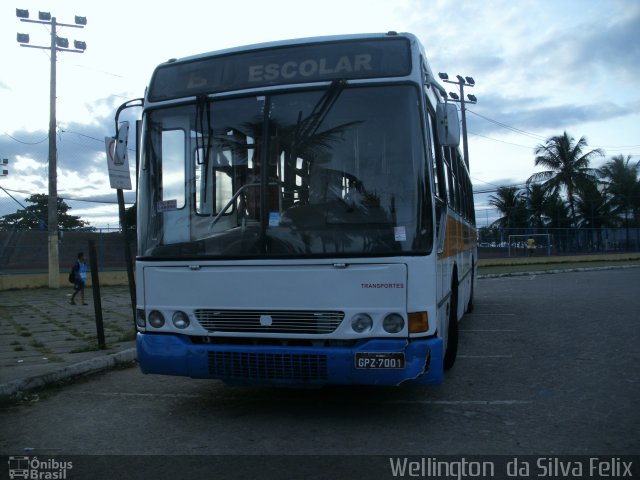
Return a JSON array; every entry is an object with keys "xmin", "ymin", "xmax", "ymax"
[
  {"xmin": 247, "ymin": 54, "xmax": 374, "ymax": 83},
  {"xmin": 148, "ymin": 37, "xmax": 412, "ymax": 102}
]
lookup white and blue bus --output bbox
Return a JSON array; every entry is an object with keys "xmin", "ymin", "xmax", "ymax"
[{"xmin": 130, "ymin": 32, "xmax": 477, "ymax": 387}]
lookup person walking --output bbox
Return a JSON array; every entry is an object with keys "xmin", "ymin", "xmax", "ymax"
[{"xmin": 70, "ymin": 252, "xmax": 88, "ymax": 305}]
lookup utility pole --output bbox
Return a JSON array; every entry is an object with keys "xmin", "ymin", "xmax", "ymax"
[
  {"xmin": 438, "ymin": 73, "xmax": 477, "ymax": 170},
  {"xmin": 16, "ymin": 9, "xmax": 87, "ymax": 288}
]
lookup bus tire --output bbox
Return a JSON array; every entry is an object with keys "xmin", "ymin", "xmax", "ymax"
[
  {"xmin": 466, "ymin": 263, "xmax": 475, "ymax": 314},
  {"xmin": 443, "ymin": 277, "xmax": 459, "ymax": 371}
]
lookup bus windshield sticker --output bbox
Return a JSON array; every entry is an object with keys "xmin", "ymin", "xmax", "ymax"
[
  {"xmin": 157, "ymin": 199, "xmax": 178, "ymax": 212},
  {"xmin": 269, "ymin": 212, "xmax": 281, "ymax": 227},
  {"xmin": 394, "ymin": 226, "xmax": 407, "ymax": 242}
]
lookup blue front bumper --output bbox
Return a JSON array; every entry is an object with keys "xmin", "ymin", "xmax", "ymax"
[{"xmin": 136, "ymin": 334, "xmax": 443, "ymax": 387}]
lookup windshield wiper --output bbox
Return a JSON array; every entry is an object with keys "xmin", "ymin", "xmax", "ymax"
[
  {"xmin": 292, "ymin": 79, "xmax": 346, "ymax": 150},
  {"xmin": 195, "ymin": 95, "xmax": 214, "ymax": 202}
]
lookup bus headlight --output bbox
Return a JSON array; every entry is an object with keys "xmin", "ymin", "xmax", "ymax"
[
  {"xmin": 351, "ymin": 313, "xmax": 373, "ymax": 333},
  {"xmin": 383, "ymin": 313, "xmax": 405, "ymax": 333},
  {"xmin": 148, "ymin": 310, "xmax": 165, "ymax": 328},
  {"xmin": 172, "ymin": 311, "xmax": 190, "ymax": 329}
]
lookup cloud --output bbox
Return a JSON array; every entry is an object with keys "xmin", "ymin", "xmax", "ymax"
[
  {"xmin": 541, "ymin": 4, "xmax": 640, "ymax": 85},
  {"xmin": 468, "ymin": 94, "xmax": 639, "ymax": 136}
]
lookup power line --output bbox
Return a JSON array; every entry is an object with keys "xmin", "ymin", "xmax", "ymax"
[
  {"xmin": 467, "ymin": 109, "xmax": 640, "ymax": 151},
  {"xmin": 3, "ymin": 132, "xmax": 49, "ymax": 145},
  {"xmin": 467, "ymin": 109, "xmax": 547, "ymax": 141},
  {"xmin": 468, "ymin": 130, "xmax": 534, "ymax": 150}
]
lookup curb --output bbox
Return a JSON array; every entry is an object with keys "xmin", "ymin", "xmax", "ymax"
[
  {"xmin": 0, "ymin": 348, "xmax": 137, "ymax": 400},
  {"xmin": 477, "ymin": 263, "xmax": 640, "ymax": 279}
]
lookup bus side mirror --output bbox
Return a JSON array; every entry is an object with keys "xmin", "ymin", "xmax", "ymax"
[
  {"xmin": 114, "ymin": 121, "xmax": 130, "ymax": 166},
  {"xmin": 436, "ymin": 103, "xmax": 460, "ymax": 147}
]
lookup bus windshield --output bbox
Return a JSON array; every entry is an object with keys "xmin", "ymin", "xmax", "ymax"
[{"xmin": 138, "ymin": 84, "xmax": 432, "ymax": 259}]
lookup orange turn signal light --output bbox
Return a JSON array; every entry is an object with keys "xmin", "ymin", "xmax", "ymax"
[{"xmin": 408, "ymin": 311, "xmax": 429, "ymax": 333}]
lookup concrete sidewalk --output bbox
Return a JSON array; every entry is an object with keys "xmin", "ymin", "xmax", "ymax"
[{"xmin": 0, "ymin": 285, "xmax": 137, "ymax": 399}]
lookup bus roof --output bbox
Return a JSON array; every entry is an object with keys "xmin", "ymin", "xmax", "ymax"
[{"xmin": 163, "ymin": 32, "xmax": 422, "ymax": 66}]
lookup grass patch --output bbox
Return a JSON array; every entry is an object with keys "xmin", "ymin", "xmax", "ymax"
[
  {"xmin": 115, "ymin": 331, "xmax": 137, "ymax": 342},
  {"xmin": 70, "ymin": 343, "xmax": 103, "ymax": 353},
  {"xmin": 478, "ymin": 252, "xmax": 640, "ymax": 275}
]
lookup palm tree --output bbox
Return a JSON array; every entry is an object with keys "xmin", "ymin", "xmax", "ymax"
[
  {"xmin": 543, "ymin": 192, "xmax": 571, "ymax": 253},
  {"xmin": 575, "ymin": 179, "xmax": 612, "ymax": 251},
  {"xmin": 528, "ymin": 131, "xmax": 603, "ymax": 226},
  {"xmin": 488, "ymin": 186, "xmax": 527, "ymax": 230},
  {"xmin": 575, "ymin": 179, "xmax": 610, "ymax": 229},
  {"xmin": 524, "ymin": 183, "xmax": 550, "ymax": 228},
  {"xmin": 598, "ymin": 154, "xmax": 640, "ymax": 248}
]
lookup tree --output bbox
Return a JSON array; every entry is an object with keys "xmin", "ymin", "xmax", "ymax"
[
  {"xmin": 598, "ymin": 154, "xmax": 640, "ymax": 249},
  {"xmin": 598, "ymin": 155, "xmax": 640, "ymax": 224},
  {"xmin": 575, "ymin": 179, "xmax": 611, "ymax": 229},
  {"xmin": 125, "ymin": 203, "xmax": 136, "ymax": 231},
  {"xmin": 524, "ymin": 183, "xmax": 551, "ymax": 228},
  {"xmin": 488, "ymin": 186, "xmax": 527, "ymax": 230},
  {"xmin": 544, "ymin": 192, "xmax": 571, "ymax": 229},
  {"xmin": 0, "ymin": 194, "xmax": 91, "ymax": 230},
  {"xmin": 528, "ymin": 131, "xmax": 603, "ymax": 226}
]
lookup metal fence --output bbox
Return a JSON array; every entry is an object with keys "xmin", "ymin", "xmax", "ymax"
[
  {"xmin": 478, "ymin": 227, "xmax": 640, "ymax": 258},
  {"xmin": 3, "ymin": 189, "xmax": 639, "ymax": 269}
]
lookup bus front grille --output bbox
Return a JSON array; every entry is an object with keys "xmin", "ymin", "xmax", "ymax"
[
  {"xmin": 207, "ymin": 351, "xmax": 328, "ymax": 381},
  {"xmin": 194, "ymin": 309, "xmax": 344, "ymax": 334}
]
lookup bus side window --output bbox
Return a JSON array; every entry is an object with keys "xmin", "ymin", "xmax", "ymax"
[
  {"xmin": 426, "ymin": 107, "xmax": 448, "ymax": 249},
  {"xmin": 426, "ymin": 110, "xmax": 447, "ymax": 202}
]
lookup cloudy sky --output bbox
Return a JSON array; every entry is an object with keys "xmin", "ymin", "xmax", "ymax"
[{"xmin": 0, "ymin": 0, "xmax": 638, "ymax": 228}]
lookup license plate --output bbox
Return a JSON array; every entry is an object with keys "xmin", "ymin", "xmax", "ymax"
[{"xmin": 355, "ymin": 352, "xmax": 405, "ymax": 369}]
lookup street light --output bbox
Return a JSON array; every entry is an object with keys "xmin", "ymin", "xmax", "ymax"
[
  {"xmin": 16, "ymin": 7, "xmax": 87, "ymax": 289},
  {"xmin": 439, "ymin": 72, "xmax": 477, "ymax": 170}
]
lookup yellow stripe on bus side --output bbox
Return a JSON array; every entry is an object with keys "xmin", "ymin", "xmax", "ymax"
[{"xmin": 438, "ymin": 215, "xmax": 477, "ymax": 260}]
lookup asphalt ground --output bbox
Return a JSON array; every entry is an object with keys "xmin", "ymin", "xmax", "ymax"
[
  {"xmin": 0, "ymin": 268, "xmax": 638, "ymax": 480},
  {"xmin": 0, "ymin": 261, "xmax": 639, "ymax": 401}
]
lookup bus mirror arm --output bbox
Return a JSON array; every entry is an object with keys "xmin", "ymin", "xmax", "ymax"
[{"xmin": 429, "ymin": 81, "xmax": 447, "ymax": 99}]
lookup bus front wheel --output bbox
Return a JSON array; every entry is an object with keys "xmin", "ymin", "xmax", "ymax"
[{"xmin": 443, "ymin": 279, "xmax": 459, "ymax": 371}]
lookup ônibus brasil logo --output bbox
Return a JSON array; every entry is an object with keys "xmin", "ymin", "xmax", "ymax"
[{"xmin": 8, "ymin": 456, "xmax": 73, "ymax": 479}]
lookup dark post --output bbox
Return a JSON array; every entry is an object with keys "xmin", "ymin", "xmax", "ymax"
[
  {"xmin": 88, "ymin": 238, "xmax": 106, "ymax": 350},
  {"xmin": 117, "ymin": 188, "xmax": 136, "ymax": 325},
  {"xmin": 47, "ymin": 17, "xmax": 59, "ymax": 288}
]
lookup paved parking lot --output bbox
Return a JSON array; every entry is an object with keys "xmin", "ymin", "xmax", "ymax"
[
  {"xmin": 1, "ymin": 268, "xmax": 639, "ymax": 479},
  {"xmin": 0, "ymin": 285, "xmax": 135, "ymax": 392}
]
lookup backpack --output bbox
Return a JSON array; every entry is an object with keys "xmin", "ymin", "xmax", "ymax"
[{"xmin": 68, "ymin": 264, "xmax": 76, "ymax": 284}]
